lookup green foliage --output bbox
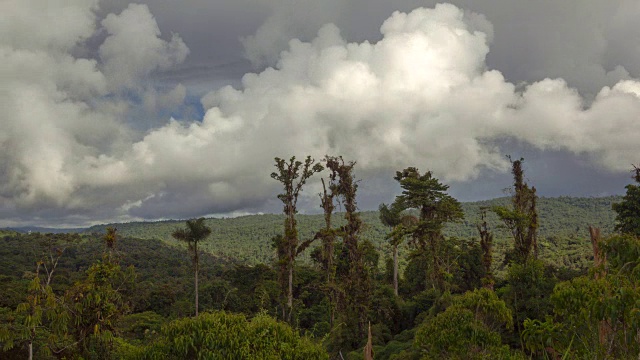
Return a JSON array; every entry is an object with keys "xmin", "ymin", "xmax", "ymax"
[
  {"xmin": 271, "ymin": 155, "xmax": 324, "ymax": 322},
  {"xmin": 454, "ymin": 288, "xmax": 513, "ymax": 331},
  {"xmin": 521, "ymin": 317, "xmax": 562, "ymax": 356},
  {"xmin": 65, "ymin": 256, "xmax": 137, "ymax": 358},
  {"xmin": 414, "ymin": 289, "xmax": 515, "ymax": 359},
  {"xmin": 138, "ymin": 311, "xmax": 328, "ymax": 359},
  {"xmin": 602, "ymin": 233, "xmax": 640, "ymax": 272},
  {"xmin": 392, "ymin": 168, "xmax": 464, "ymax": 226},
  {"xmin": 493, "ymin": 157, "xmax": 538, "ymax": 263},
  {"xmin": 2, "ymin": 249, "xmax": 136, "ymax": 359},
  {"xmin": 499, "ymin": 259, "xmax": 555, "ymax": 348},
  {"xmin": 0, "ymin": 193, "xmax": 628, "ymax": 359},
  {"xmin": 416, "ymin": 307, "xmax": 500, "ymax": 359},
  {"xmin": 172, "ymin": 218, "xmax": 212, "ymax": 260},
  {"xmin": 612, "ymin": 166, "xmax": 640, "ymax": 236},
  {"xmin": 368, "ymin": 285, "xmax": 401, "ymax": 334},
  {"xmin": 392, "ymin": 167, "xmax": 464, "ymax": 292},
  {"xmin": 371, "ymin": 329, "xmax": 423, "ymax": 360},
  {"xmin": 318, "ymin": 156, "xmax": 375, "ymax": 353},
  {"xmin": 172, "ymin": 218, "xmax": 212, "ymax": 317},
  {"xmin": 453, "ymin": 239, "xmax": 486, "ymax": 293},
  {"xmin": 545, "ymin": 234, "xmax": 640, "ymax": 359},
  {"xmin": 81, "ymin": 196, "xmax": 620, "ymax": 270},
  {"xmin": 116, "ymin": 311, "xmax": 165, "ymax": 342},
  {"xmin": 380, "ymin": 202, "xmax": 417, "ymax": 295}
]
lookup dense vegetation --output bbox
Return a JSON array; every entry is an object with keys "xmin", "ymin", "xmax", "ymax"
[
  {"xmin": 0, "ymin": 156, "xmax": 637, "ymax": 360},
  {"xmin": 80, "ymin": 195, "xmax": 619, "ymax": 270}
]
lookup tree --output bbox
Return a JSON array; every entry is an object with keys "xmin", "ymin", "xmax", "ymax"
[
  {"xmin": 392, "ymin": 167, "xmax": 463, "ymax": 291},
  {"xmin": 502, "ymin": 259, "xmax": 555, "ymax": 349},
  {"xmin": 477, "ymin": 207, "xmax": 494, "ymax": 289},
  {"xmin": 172, "ymin": 218, "xmax": 212, "ymax": 317},
  {"xmin": 414, "ymin": 288, "xmax": 514, "ymax": 359},
  {"xmin": 0, "ymin": 234, "xmax": 80, "ymax": 359},
  {"xmin": 63, "ymin": 257, "xmax": 136, "ymax": 358},
  {"xmin": 379, "ymin": 203, "xmax": 402, "ymax": 296},
  {"xmin": 315, "ymin": 166, "xmax": 339, "ymax": 325},
  {"xmin": 536, "ymin": 234, "xmax": 640, "ymax": 359},
  {"xmin": 324, "ymin": 156, "xmax": 372, "ymax": 351},
  {"xmin": 493, "ymin": 157, "xmax": 538, "ymax": 263},
  {"xmin": 19, "ymin": 237, "xmax": 69, "ymax": 359},
  {"xmin": 271, "ymin": 156, "xmax": 323, "ymax": 322},
  {"xmin": 104, "ymin": 227, "xmax": 118, "ymax": 250},
  {"xmin": 612, "ymin": 165, "xmax": 640, "ymax": 236},
  {"xmin": 4, "ymin": 232, "xmax": 135, "ymax": 359},
  {"xmin": 138, "ymin": 311, "xmax": 328, "ymax": 359},
  {"xmin": 379, "ymin": 203, "xmax": 416, "ymax": 296}
]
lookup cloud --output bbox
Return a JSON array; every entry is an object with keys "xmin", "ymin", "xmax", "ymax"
[
  {"xmin": 1, "ymin": 0, "xmax": 99, "ymax": 51},
  {"xmin": 117, "ymin": 3, "xmax": 640, "ymax": 219},
  {"xmin": 0, "ymin": 0, "xmax": 190, "ymax": 225},
  {"xmin": 2, "ymin": 1, "xmax": 640, "ymax": 227},
  {"xmin": 241, "ymin": 0, "xmax": 638, "ymax": 97},
  {"xmin": 508, "ymin": 79, "xmax": 640, "ymax": 170},
  {"xmin": 99, "ymin": 3, "xmax": 189, "ymax": 91},
  {"xmin": 140, "ymin": 4, "xmax": 640, "ymax": 205}
]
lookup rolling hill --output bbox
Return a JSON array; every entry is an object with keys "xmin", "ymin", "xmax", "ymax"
[{"xmin": 81, "ymin": 196, "xmax": 620, "ymax": 268}]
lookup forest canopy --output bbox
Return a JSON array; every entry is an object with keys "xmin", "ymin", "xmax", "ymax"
[{"xmin": 0, "ymin": 159, "xmax": 637, "ymax": 360}]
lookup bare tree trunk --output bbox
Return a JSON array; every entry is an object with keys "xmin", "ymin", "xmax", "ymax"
[
  {"xmin": 589, "ymin": 226, "xmax": 609, "ymax": 347},
  {"xmin": 28, "ymin": 340, "xmax": 33, "ymax": 360},
  {"xmin": 287, "ymin": 257, "xmax": 293, "ymax": 322},
  {"xmin": 328, "ymin": 241, "xmax": 335, "ymax": 326},
  {"xmin": 589, "ymin": 226, "xmax": 605, "ymax": 279},
  {"xmin": 195, "ymin": 265, "xmax": 199, "ymax": 317},
  {"xmin": 429, "ymin": 237, "xmax": 443, "ymax": 291},
  {"xmin": 477, "ymin": 212, "xmax": 494, "ymax": 290},
  {"xmin": 364, "ymin": 322, "xmax": 374, "ymax": 360},
  {"xmin": 393, "ymin": 244, "xmax": 399, "ymax": 296},
  {"xmin": 195, "ymin": 243, "xmax": 199, "ymax": 317}
]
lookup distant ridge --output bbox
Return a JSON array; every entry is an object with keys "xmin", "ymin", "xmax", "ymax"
[
  {"xmin": 5, "ymin": 226, "xmax": 86, "ymax": 234},
  {"xmin": 79, "ymin": 196, "xmax": 620, "ymax": 266}
]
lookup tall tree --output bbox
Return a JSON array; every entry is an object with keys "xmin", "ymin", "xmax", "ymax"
[
  {"xmin": 271, "ymin": 156, "xmax": 323, "ymax": 322},
  {"xmin": 379, "ymin": 203, "xmax": 416, "ymax": 296},
  {"xmin": 477, "ymin": 207, "xmax": 494, "ymax": 290},
  {"xmin": 612, "ymin": 164, "xmax": 640, "ymax": 236},
  {"xmin": 392, "ymin": 167, "xmax": 463, "ymax": 292},
  {"xmin": 493, "ymin": 157, "xmax": 539, "ymax": 263},
  {"xmin": 318, "ymin": 177, "xmax": 337, "ymax": 283},
  {"xmin": 172, "ymin": 218, "xmax": 212, "ymax": 317},
  {"xmin": 16, "ymin": 234, "xmax": 76, "ymax": 360},
  {"xmin": 315, "ymin": 169, "xmax": 339, "ymax": 325},
  {"xmin": 9, "ymin": 233, "xmax": 133, "ymax": 359},
  {"xmin": 379, "ymin": 203, "xmax": 402, "ymax": 296},
  {"xmin": 325, "ymin": 156, "xmax": 372, "ymax": 348}
]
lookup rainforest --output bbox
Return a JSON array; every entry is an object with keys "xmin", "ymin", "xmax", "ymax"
[{"xmin": 1, "ymin": 157, "xmax": 639, "ymax": 360}]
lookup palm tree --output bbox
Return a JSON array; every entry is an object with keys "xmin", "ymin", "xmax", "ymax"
[{"xmin": 172, "ymin": 218, "xmax": 212, "ymax": 316}]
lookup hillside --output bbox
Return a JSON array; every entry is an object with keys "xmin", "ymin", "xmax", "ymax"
[
  {"xmin": 0, "ymin": 195, "xmax": 631, "ymax": 359},
  {"xmin": 84, "ymin": 196, "xmax": 620, "ymax": 268}
]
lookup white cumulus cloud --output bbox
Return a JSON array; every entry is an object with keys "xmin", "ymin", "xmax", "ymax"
[{"xmin": 2, "ymin": 2, "xmax": 640, "ymax": 227}]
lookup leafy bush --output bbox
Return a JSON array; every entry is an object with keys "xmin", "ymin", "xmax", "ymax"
[
  {"xmin": 414, "ymin": 289, "xmax": 516, "ymax": 360},
  {"xmin": 138, "ymin": 311, "xmax": 328, "ymax": 359}
]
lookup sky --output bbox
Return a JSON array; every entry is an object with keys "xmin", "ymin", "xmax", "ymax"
[{"xmin": 2, "ymin": 0, "xmax": 640, "ymax": 228}]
